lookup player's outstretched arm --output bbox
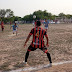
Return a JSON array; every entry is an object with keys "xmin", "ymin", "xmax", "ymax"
[{"xmin": 24, "ymin": 35, "xmax": 31, "ymax": 47}]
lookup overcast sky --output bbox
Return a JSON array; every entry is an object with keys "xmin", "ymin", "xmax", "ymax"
[{"xmin": 0, "ymin": 0, "xmax": 72, "ymax": 17}]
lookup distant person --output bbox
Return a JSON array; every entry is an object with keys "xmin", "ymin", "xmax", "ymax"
[
  {"xmin": 10, "ymin": 23, "xmax": 18, "ymax": 36},
  {"xmin": 1, "ymin": 21, "xmax": 4, "ymax": 31},
  {"xmin": 10, "ymin": 21, "xmax": 12, "ymax": 25},
  {"xmin": 24, "ymin": 21, "xmax": 52, "ymax": 67},
  {"xmin": 32, "ymin": 20, "xmax": 35, "ymax": 26},
  {"xmin": 55, "ymin": 20, "xmax": 57, "ymax": 24},
  {"xmin": 34, "ymin": 20, "xmax": 37, "ymax": 27},
  {"xmin": 44, "ymin": 19, "xmax": 49, "ymax": 32}
]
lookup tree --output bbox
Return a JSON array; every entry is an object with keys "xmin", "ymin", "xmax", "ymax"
[
  {"xmin": 66, "ymin": 14, "xmax": 72, "ymax": 19},
  {"xmin": 58, "ymin": 13, "xmax": 65, "ymax": 18},
  {"xmin": 22, "ymin": 14, "xmax": 33, "ymax": 22},
  {"xmin": 0, "ymin": 9, "xmax": 6, "ymax": 17},
  {"xmin": 33, "ymin": 10, "xmax": 52, "ymax": 20},
  {"xmin": 33, "ymin": 10, "xmax": 44, "ymax": 19},
  {"xmin": 51, "ymin": 15, "xmax": 56, "ymax": 20},
  {"xmin": 5, "ymin": 9, "xmax": 14, "ymax": 17},
  {"xmin": 0, "ymin": 9, "xmax": 14, "ymax": 23}
]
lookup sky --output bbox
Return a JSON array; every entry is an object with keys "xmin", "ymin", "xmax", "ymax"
[{"xmin": 0, "ymin": 0, "xmax": 72, "ymax": 17}]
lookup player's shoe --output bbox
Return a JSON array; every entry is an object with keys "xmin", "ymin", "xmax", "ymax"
[
  {"xmin": 23, "ymin": 61, "xmax": 29, "ymax": 67},
  {"xmin": 48, "ymin": 63, "xmax": 52, "ymax": 67},
  {"xmin": 44, "ymin": 63, "xmax": 52, "ymax": 68}
]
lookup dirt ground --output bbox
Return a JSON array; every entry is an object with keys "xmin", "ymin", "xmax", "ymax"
[
  {"xmin": 35, "ymin": 63, "xmax": 72, "ymax": 72},
  {"xmin": 0, "ymin": 23, "xmax": 72, "ymax": 72}
]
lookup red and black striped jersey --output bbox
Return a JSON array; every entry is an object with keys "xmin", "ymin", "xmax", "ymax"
[{"xmin": 29, "ymin": 27, "xmax": 48, "ymax": 48}]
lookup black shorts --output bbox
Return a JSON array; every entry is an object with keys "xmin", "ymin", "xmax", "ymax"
[
  {"xmin": 27, "ymin": 45, "xmax": 48, "ymax": 53},
  {"xmin": 2, "ymin": 28, "xmax": 4, "ymax": 29}
]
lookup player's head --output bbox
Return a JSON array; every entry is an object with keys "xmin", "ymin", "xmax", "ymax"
[
  {"xmin": 15, "ymin": 23, "xmax": 16, "ymax": 25},
  {"xmin": 36, "ymin": 21, "xmax": 41, "ymax": 26},
  {"xmin": 45, "ymin": 19, "xmax": 47, "ymax": 22}
]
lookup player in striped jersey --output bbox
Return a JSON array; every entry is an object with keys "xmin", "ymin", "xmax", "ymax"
[{"xmin": 24, "ymin": 21, "xmax": 52, "ymax": 66}]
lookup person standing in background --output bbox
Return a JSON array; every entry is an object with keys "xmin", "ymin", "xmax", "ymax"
[
  {"xmin": 44, "ymin": 19, "xmax": 49, "ymax": 32},
  {"xmin": 1, "ymin": 21, "xmax": 4, "ymax": 31}
]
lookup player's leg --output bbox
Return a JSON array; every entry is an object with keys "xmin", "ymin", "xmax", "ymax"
[
  {"xmin": 2, "ymin": 28, "xmax": 3, "ymax": 31},
  {"xmin": 16, "ymin": 30, "xmax": 17, "ymax": 36},
  {"xmin": 25, "ymin": 51, "xmax": 30, "ymax": 63},
  {"xmin": 45, "ymin": 27, "xmax": 48, "ymax": 32},
  {"xmin": 46, "ymin": 52, "xmax": 52, "ymax": 67},
  {"xmin": 46, "ymin": 52, "xmax": 52, "ymax": 64},
  {"xmin": 40, "ymin": 46, "xmax": 52, "ymax": 66},
  {"xmin": 46, "ymin": 29, "xmax": 47, "ymax": 32},
  {"xmin": 13, "ymin": 30, "xmax": 14, "ymax": 34},
  {"xmin": 23, "ymin": 51, "xmax": 30, "ymax": 66},
  {"xmin": 24, "ymin": 45, "xmax": 37, "ymax": 63},
  {"xmin": 33, "ymin": 23, "xmax": 35, "ymax": 26},
  {"xmin": 46, "ymin": 27, "xmax": 48, "ymax": 32}
]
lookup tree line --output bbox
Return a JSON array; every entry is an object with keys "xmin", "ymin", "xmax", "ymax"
[{"xmin": 0, "ymin": 9, "xmax": 72, "ymax": 23}]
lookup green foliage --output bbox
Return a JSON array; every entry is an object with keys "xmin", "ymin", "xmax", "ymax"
[
  {"xmin": 66, "ymin": 14, "xmax": 72, "ymax": 19},
  {"xmin": 0, "ymin": 9, "xmax": 72, "ymax": 23},
  {"xmin": 22, "ymin": 10, "xmax": 53, "ymax": 21},
  {"xmin": 58, "ymin": 13, "xmax": 65, "ymax": 18},
  {"xmin": 22, "ymin": 14, "xmax": 33, "ymax": 21},
  {"xmin": 0, "ymin": 9, "xmax": 14, "ymax": 23},
  {"xmin": 6, "ymin": 9, "xmax": 14, "ymax": 17},
  {"xmin": 0, "ymin": 9, "xmax": 6, "ymax": 17}
]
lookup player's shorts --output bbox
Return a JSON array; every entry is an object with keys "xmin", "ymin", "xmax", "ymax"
[
  {"xmin": 45, "ymin": 27, "xmax": 48, "ymax": 29},
  {"xmin": 2, "ymin": 27, "xmax": 4, "ymax": 29},
  {"xmin": 27, "ymin": 45, "xmax": 48, "ymax": 53},
  {"xmin": 2, "ymin": 27, "xmax": 4, "ymax": 31},
  {"xmin": 13, "ymin": 30, "xmax": 17, "ymax": 32},
  {"xmin": 32, "ymin": 23, "xmax": 34, "ymax": 26}
]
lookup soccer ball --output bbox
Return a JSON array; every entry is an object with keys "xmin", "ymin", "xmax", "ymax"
[{"xmin": 33, "ymin": 15, "xmax": 36, "ymax": 19}]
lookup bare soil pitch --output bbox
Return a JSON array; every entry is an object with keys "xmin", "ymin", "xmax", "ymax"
[{"xmin": 0, "ymin": 24, "xmax": 72, "ymax": 72}]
